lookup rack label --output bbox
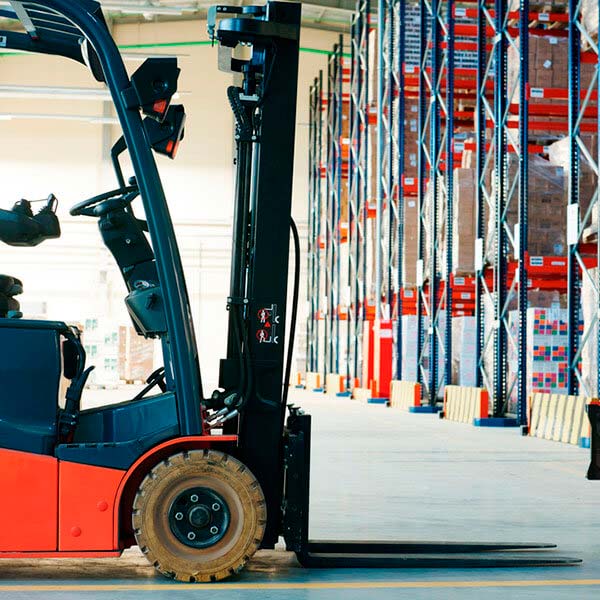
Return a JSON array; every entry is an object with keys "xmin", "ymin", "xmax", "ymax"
[
  {"xmin": 455, "ymin": 7, "xmax": 467, "ymax": 17},
  {"xmin": 416, "ymin": 260, "xmax": 424, "ymax": 287},
  {"xmin": 530, "ymin": 256, "xmax": 544, "ymax": 266},
  {"xmin": 0, "ymin": 36, "xmax": 6, "ymax": 48},
  {"xmin": 567, "ymin": 203, "xmax": 579, "ymax": 245},
  {"xmin": 475, "ymin": 238, "xmax": 483, "ymax": 272},
  {"xmin": 530, "ymin": 87, "xmax": 544, "ymax": 99},
  {"xmin": 538, "ymin": 12, "xmax": 550, "ymax": 21}
]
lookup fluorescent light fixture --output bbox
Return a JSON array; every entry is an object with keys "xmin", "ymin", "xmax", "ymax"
[
  {"xmin": 0, "ymin": 85, "xmax": 110, "ymax": 101},
  {"xmin": 100, "ymin": 2, "xmax": 199, "ymax": 16},
  {"xmin": 0, "ymin": 113, "xmax": 120, "ymax": 124},
  {"xmin": 0, "ymin": 85, "xmax": 187, "ymax": 100}
]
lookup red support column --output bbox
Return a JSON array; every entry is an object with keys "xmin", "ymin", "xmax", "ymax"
[
  {"xmin": 362, "ymin": 320, "xmax": 375, "ymax": 389},
  {"xmin": 373, "ymin": 319, "xmax": 393, "ymax": 400}
]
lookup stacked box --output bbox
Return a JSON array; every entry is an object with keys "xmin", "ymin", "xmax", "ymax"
[
  {"xmin": 508, "ymin": 35, "xmax": 596, "ymax": 105},
  {"xmin": 582, "ymin": 0, "xmax": 599, "ymax": 46},
  {"xmin": 404, "ymin": 100, "xmax": 420, "ymax": 180},
  {"xmin": 452, "ymin": 316, "xmax": 477, "ymax": 387},
  {"xmin": 369, "ymin": 123, "xmax": 378, "ymax": 203},
  {"xmin": 400, "ymin": 315, "xmax": 419, "ymax": 382},
  {"xmin": 547, "ymin": 134, "xmax": 598, "ymax": 230},
  {"xmin": 118, "ymin": 326, "xmax": 155, "ymax": 383},
  {"xmin": 581, "ymin": 268, "xmax": 598, "ymax": 397},
  {"xmin": 507, "ymin": 307, "xmax": 575, "ymax": 411},
  {"xmin": 423, "ymin": 181, "xmax": 446, "ymax": 281},
  {"xmin": 368, "ymin": 99, "xmax": 419, "ymax": 203},
  {"xmin": 488, "ymin": 155, "xmax": 566, "ymax": 258},
  {"xmin": 510, "ymin": 0, "xmax": 567, "ymax": 9},
  {"xmin": 400, "ymin": 314, "xmax": 445, "ymax": 397},
  {"xmin": 452, "ymin": 168, "xmax": 477, "ymax": 274},
  {"xmin": 486, "ymin": 293, "xmax": 570, "ymax": 413},
  {"xmin": 403, "ymin": 197, "xmax": 420, "ymax": 285},
  {"xmin": 82, "ymin": 318, "xmax": 120, "ymax": 388},
  {"xmin": 526, "ymin": 308, "xmax": 570, "ymax": 396}
]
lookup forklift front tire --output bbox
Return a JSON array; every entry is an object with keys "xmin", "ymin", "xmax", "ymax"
[{"xmin": 132, "ymin": 449, "xmax": 266, "ymax": 582}]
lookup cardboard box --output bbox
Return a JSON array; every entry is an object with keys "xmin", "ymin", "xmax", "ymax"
[
  {"xmin": 582, "ymin": 0, "xmax": 599, "ymax": 46},
  {"xmin": 548, "ymin": 134, "xmax": 598, "ymax": 218},
  {"xmin": 508, "ymin": 34, "xmax": 596, "ymax": 104},
  {"xmin": 403, "ymin": 198, "xmax": 420, "ymax": 285},
  {"xmin": 452, "ymin": 168, "xmax": 477, "ymax": 274},
  {"xmin": 487, "ymin": 155, "xmax": 567, "ymax": 259},
  {"xmin": 452, "ymin": 316, "xmax": 477, "ymax": 386},
  {"xmin": 582, "ymin": 267, "xmax": 598, "ymax": 396}
]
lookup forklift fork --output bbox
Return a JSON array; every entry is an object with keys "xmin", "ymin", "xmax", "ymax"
[{"xmin": 283, "ymin": 408, "xmax": 581, "ymax": 568}]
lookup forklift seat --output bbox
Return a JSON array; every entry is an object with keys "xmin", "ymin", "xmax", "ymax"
[{"xmin": 0, "ymin": 275, "xmax": 23, "ymax": 318}]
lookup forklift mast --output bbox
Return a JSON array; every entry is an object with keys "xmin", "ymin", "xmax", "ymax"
[
  {"xmin": 0, "ymin": 0, "xmax": 586, "ymax": 581},
  {"xmin": 210, "ymin": 2, "xmax": 301, "ymax": 547}
]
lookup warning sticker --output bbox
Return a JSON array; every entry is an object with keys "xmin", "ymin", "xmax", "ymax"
[{"xmin": 256, "ymin": 304, "xmax": 280, "ymax": 345}]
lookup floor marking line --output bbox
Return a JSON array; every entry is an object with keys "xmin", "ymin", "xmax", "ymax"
[{"xmin": 1, "ymin": 579, "xmax": 600, "ymax": 592}]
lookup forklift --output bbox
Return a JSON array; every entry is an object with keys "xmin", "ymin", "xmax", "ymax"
[{"xmin": 0, "ymin": 0, "xmax": 589, "ymax": 583}]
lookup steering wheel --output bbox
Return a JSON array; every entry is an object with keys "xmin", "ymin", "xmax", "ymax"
[{"xmin": 70, "ymin": 185, "xmax": 139, "ymax": 217}]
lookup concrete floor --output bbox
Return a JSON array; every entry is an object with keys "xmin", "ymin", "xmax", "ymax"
[{"xmin": 2, "ymin": 387, "xmax": 600, "ymax": 598}]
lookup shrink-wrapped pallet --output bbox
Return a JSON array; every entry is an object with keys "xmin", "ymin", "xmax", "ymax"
[
  {"xmin": 452, "ymin": 316, "xmax": 477, "ymax": 387},
  {"xmin": 582, "ymin": 0, "xmax": 599, "ymax": 47},
  {"xmin": 452, "ymin": 168, "xmax": 477, "ymax": 274},
  {"xmin": 581, "ymin": 268, "xmax": 599, "ymax": 397},
  {"xmin": 487, "ymin": 155, "xmax": 566, "ymax": 259},
  {"xmin": 547, "ymin": 135, "xmax": 598, "ymax": 240}
]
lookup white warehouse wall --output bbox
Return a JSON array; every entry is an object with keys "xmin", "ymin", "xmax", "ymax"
[{"xmin": 0, "ymin": 20, "xmax": 340, "ymax": 390}]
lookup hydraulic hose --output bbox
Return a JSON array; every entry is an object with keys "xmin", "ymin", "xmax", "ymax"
[{"xmin": 282, "ymin": 218, "xmax": 301, "ymax": 411}]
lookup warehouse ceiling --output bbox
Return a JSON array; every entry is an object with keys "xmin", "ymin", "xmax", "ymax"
[{"xmin": 0, "ymin": 0, "xmax": 354, "ymax": 32}]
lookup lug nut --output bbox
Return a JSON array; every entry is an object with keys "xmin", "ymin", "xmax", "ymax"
[
  {"xmin": 190, "ymin": 494, "xmax": 199, "ymax": 503},
  {"xmin": 187, "ymin": 532, "xmax": 196, "ymax": 541},
  {"xmin": 212, "ymin": 503, "xmax": 221, "ymax": 511},
  {"xmin": 175, "ymin": 512, "xmax": 184, "ymax": 521},
  {"xmin": 210, "ymin": 526, "xmax": 219, "ymax": 535}
]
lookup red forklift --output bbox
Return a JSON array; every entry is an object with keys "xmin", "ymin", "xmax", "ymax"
[{"xmin": 0, "ymin": 0, "xmax": 588, "ymax": 583}]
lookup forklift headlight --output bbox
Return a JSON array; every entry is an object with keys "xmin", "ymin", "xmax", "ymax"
[{"xmin": 144, "ymin": 105, "xmax": 186, "ymax": 159}]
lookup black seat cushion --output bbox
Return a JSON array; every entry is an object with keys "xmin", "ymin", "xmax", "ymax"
[
  {"xmin": 0, "ymin": 275, "xmax": 23, "ymax": 296},
  {"xmin": 0, "ymin": 294, "xmax": 20, "ymax": 317}
]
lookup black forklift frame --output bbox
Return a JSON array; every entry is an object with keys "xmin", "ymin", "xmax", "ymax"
[
  {"xmin": 0, "ymin": 0, "xmax": 582, "ymax": 571},
  {"xmin": 0, "ymin": 0, "xmax": 204, "ymax": 436}
]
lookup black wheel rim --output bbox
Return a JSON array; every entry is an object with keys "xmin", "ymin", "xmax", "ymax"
[{"xmin": 168, "ymin": 487, "xmax": 231, "ymax": 549}]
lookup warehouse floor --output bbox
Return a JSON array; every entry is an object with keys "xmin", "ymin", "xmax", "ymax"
[{"xmin": 2, "ymin": 388, "xmax": 600, "ymax": 599}]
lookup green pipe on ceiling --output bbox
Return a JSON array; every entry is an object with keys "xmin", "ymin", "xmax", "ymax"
[
  {"xmin": 0, "ymin": 40, "xmax": 350, "ymax": 58},
  {"xmin": 118, "ymin": 40, "xmax": 350, "ymax": 57}
]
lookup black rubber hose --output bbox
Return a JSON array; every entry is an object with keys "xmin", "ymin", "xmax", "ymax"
[
  {"xmin": 282, "ymin": 218, "xmax": 301, "ymax": 410},
  {"xmin": 227, "ymin": 86, "xmax": 252, "ymax": 137}
]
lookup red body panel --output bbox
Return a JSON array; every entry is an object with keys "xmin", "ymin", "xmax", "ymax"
[
  {"xmin": 58, "ymin": 461, "xmax": 125, "ymax": 551},
  {"xmin": 0, "ymin": 449, "xmax": 58, "ymax": 551},
  {"xmin": 0, "ymin": 435, "xmax": 237, "ymax": 556}
]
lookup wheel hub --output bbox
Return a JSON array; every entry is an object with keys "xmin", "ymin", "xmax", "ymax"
[{"xmin": 168, "ymin": 487, "xmax": 230, "ymax": 549}]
